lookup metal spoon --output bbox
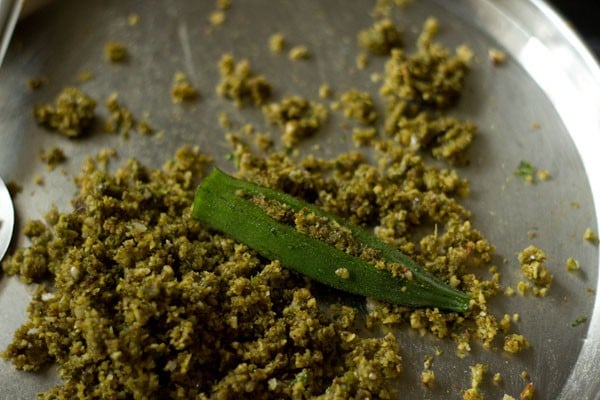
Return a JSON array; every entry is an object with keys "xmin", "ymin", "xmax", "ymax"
[
  {"xmin": 0, "ymin": 0, "xmax": 24, "ymax": 65},
  {"xmin": 0, "ymin": 0, "xmax": 22, "ymax": 261},
  {"xmin": 0, "ymin": 175, "xmax": 14, "ymax": 261}
]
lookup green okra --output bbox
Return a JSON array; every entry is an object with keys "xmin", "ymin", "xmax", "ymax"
[{"xmin": 192, "ymin": 168, "xmax": 471, "ymax": 313}]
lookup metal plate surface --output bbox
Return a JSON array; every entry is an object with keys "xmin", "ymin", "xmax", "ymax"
[{"xmin": 0, "ymin": 0, "xmax": 599, "ymax": 399}]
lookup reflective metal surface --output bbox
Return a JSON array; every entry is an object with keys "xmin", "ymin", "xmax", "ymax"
[
  {"xmin": 0, "ymin": 176, "xmax": 13, "ymax": 261},
  {"xmin": 0, "ymin": 0, "xmax": 598, "ymax": 398}
]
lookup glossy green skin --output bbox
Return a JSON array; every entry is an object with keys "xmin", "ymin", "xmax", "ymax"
[{"xmin": 192, "ymin": 168, "xmax": 470, "ymax": 313}]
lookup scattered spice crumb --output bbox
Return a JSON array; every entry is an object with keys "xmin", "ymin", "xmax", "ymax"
[
  {"xmin": 318, "ymin": 83, "xmax": 332, "ymax": 99},
  {"xmin": 420, "ymin": 355, "xmax": 435, "ymax": 388},
  {"xmin": 263, "ymin": 95, "xmax": 328, "ymax": 147},
  {"xmin": 96, "ymin": 147, "xmax": 118, "ymax": 167},
  {"xmin": 493, "ymin": 372, "xmax": 503, "ymax": 384},
  {"xmin": 335, "ymin": 267, "xmax": 350, "ymax": 279},
  {"xmin": 503, "ymin": 334, "xmax": 530, "ymax": 354},
  {"xmin": 518, "ymin": 245, "xmax": 552, "ymax": 296},
  {"xmin": 104, "ymin": 92, "xmax": 135, "ymax": 136},
  {"xmin": 33, "ymin": 175, "xmax": 44, "ymax": 185},
  {"xmin": 289, "ymin": 45, "xmax": 310, "ymax": 60},
  {"xmin": 217, "ymin": 53, "xmax": 272, "ymax": 107},
  {"xmin": 76, "ymin": 70, "xmax": 95, "ymax": 83},
  {"xmin": 357, "ymin": 18, "xmax": 402, "ymax": 56},
  {"xmin": 40, "ymin": 147, "xmax": 67, "ymax": 171},
  {"xmin": 27, "ymin": 77, "xmax": 48, "ymax": 90},
  {"xmin": 565, "ymin": 257, "xmax": 580, "ymax": 272},
  {"xmin": 356, "ymin": 53, "xmax": 368, "ymax": 70},
  {"xmin": 517, "ymin": 281, "xmax": 530, "ymax": 296},
  {"xmin": 520, "ymin": 382, "xmax": 535, "ymax": 400},
  {"xmin": 339, "ymin": 88, "xmax": 378, "ymax": 124},
  {"xmin": 171, "ymin": 72, "xmax": 199, "ymax": 103},
  {"xmin": 33, "ymin": 87, "xmax": 96, "ymax": 137},
  {"xmin": 218, "ymin": 111, "xmax": 231, "ymax": 129},
  {"xmin": 583, "ymin": 227, "xmax": 599, "ymax": 245},
  {"xmin": 372, "ymin": 0, "xmax": 414, "ymax": 18},
  {"xmin": 268, "ymin": 33, "xmax": 286, "ymax": 54},
  {"xmin": 209, "ymin": 10, "xmax": 226, "ymax": 26},
  {"xmin": 421, "ymin": 369, "xmax": 435, "ymax": 388},
  {"xmin": 104, "ymin": 41, "xmax": 128, "ymax": 63},
  {"xmin": 5, "ymin": 181, "xmax": 22, "ymax": 197},
  {"xmin": 536, "ymin": 169, "xmax": 550, "ymax": 181},
  {"xmin": 470, "ymin": 363, "xmax": 487, "ymax": 389},
  {"xmin": 352, "ymin": 127, "xmax": 377, "ymax": 147},
  {"xmin": 127, "ymin": 12, "xmax": 140, "ymax": 26},
  {"xmin": 216, "ymin": 0, "xmax": 231, "ymax": 10},
  {"xmin": 136, "ymin": 118, "xmax": 154, "ymax": 136},
  {"xmin": 488, "ymin": 48, "xmax": 506, "ymax": 65}
]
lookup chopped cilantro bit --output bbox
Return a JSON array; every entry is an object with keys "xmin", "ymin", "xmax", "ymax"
[
  {"xmin": 571, "ymin": 316, "xmax": 588, "ymax": 327},
  {"xmin": 514, "ymin": 161, "xmax": 536, "ymax": 183}
]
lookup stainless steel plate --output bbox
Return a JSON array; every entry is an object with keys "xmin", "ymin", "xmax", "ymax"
[{"xmin": 1, "ymin": 0, "xmax": 599, "ymax": 399}]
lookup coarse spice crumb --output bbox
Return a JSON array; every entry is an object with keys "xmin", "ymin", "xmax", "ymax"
[
  {"xmin": 217, "ymin": 54, "xmax": 272, "ymax": 107},
  {"xmin": 357, "ymin": 18, "xmax": 403, "ymax": 56},
  {"xmin": 40, "ymin": 146, "xmax": 67, "ymax": 171},
  {"xmin": 171, "ymin": 72, "xmax": 199, "ymax": 103},
  {"xmin": 380, "ymin": 17, "xmax": 472, "ymax": 109},
  {"xmin": 104, "ymin": 92, "xmax": 135, "ymax": 135},
  {"xmin": 33, "ymin": 87, "xmax": 97, "ymax": 137},
  {"xmin": 338, "ymin": 89, "xmax": 378, "ymax": 124},
  {"xmin": 263, "ymin": 96, "xmax": 328, "ymax": 148},
  {"xmin": 503, "ymin": 334, "xmax": 530, "ymax": 354},
  {"xmin": 518, "ymin": 245, "xmax": 553, "ymax": 296}
]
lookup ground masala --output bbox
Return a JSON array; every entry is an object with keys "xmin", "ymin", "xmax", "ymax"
[{"xmin": 2, "ymin": 15, "xmax": 533, "ymax": 400}]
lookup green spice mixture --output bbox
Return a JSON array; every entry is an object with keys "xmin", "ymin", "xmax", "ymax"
[
  {"xmin": 33, "ymin": 87, "xmax": 97, "ymax": 138},
  {"xmin": 3, "ymin": 14, "xmax": 539, "ymax": 400}
]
